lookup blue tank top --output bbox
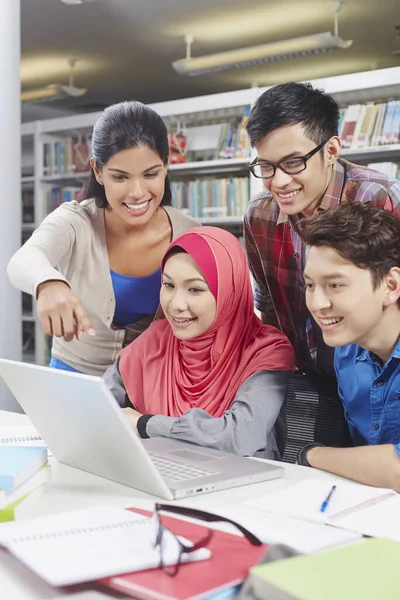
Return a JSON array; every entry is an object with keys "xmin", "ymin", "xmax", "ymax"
[{"xmin": 111, "ymin": 268, "xmax": 162, "ymax": 326}]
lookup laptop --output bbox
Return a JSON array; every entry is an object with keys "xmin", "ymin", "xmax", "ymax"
[{"xmin": 0, "ymin": 359, "xmax": 283, "ymax": 500}]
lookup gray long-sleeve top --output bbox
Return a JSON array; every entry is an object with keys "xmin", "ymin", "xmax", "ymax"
[{"xmin": 103, "ymin": 360, "xmax": 291, "ymax": 460}]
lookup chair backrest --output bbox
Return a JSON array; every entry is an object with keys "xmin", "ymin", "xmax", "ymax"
[{"xmin": 282, "ymin": 372, "xmax": 352, "ymax": 464}]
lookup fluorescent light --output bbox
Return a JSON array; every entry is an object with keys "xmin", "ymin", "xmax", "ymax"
[
  {"xmin": 173, "ymin": 32, "xmax": 353, "ymax": 76},
  {"xmin": 173, "ymin": 1, "xmax": 352, "ymax": 76}
]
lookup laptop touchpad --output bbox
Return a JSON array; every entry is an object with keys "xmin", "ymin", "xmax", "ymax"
[{"xmin": 169, "ymin": 449, "xmax": 224, "ymax": 462}]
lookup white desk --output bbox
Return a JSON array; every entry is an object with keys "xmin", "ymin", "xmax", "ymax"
[{"xmin": 0, "ymin": 410, "xmax": 343, "ymax": 600}]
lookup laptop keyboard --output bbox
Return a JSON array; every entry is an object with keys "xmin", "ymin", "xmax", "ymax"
[{"xmin": 149, "ymin": 453, "xmax": 218, "ymax": 482}]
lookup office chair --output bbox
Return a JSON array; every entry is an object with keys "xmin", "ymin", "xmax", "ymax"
[{"xmin": 282, "ymin": 372, "xmax": 352, "ymax": 464}]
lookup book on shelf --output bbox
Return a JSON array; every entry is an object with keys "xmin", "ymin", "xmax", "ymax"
[
  {"xmin": 217, "ymin": 106, "xmax": 251, "ymax": 160},
  {"xmin": 171, "ymin": 176, "xmax": 249, "ymax": 219},
  {"xmin": 47, "ymin": 185, "xmax": 82, "ymax": 213},
  {"xmin": 22, "ymin": 189, "xmax": 34, "ymax": 224},
  {"xmin": 43, "ymin": 135, "xmax": 92, "ymax": 176},
  {"xmin": 339, "ymin": 100, "xmax": 400, "ymax": 148}
]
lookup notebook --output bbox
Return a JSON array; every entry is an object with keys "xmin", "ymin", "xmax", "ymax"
[
  {"xmin": 0, "ymin": 426, "xmax": 52, "ymax": 456},
  {"xmin": 247, "ymin": 538, "xmax": 400, "ymax": 600},
  {"xmin": 246, "ymin": 479, "xmax": 400, "ymax": 541},
  {"xmin": 100, "ymin": 507, "xmax": 267, "ymax": 600},
  {"xmin": 0, "ymin": 425, "xmax": 45, "ymax": 447},
  {"xmin": 219, "ymin": 504, "xmax": 361, "ymax": 554},
  {"xmin": 0, "ymin": 504, "xmax": 210, "ymax": 587},
  {"xmin": 0, "ymin": 446, "xmax": 48, "ymax": 492}
]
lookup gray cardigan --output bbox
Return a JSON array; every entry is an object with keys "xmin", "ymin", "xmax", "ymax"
[
  {"xmin": 104, "ymin": 361, "xmax": 291, "ymax": 460},
  {"xmin": 7, "ymin": 199, "xmax": 198, "ymax": 375}
]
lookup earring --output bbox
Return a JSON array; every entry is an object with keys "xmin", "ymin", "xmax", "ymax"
[{"xmin": 97, "ymin": 180, "xmax": 103, "ymax": 186}]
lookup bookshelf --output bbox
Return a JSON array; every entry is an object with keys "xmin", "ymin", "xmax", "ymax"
[{"xmin": 19, "ymin": 66, "xmax": 400, "ymax": 365}]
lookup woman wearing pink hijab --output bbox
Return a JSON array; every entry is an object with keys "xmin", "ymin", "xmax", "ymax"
[{"xmin": 104, "ymin": 226, "xmax": 294, "ymax": 459}]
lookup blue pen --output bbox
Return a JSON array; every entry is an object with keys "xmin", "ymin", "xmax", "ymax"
[{"xmin": 320, "ymin": 485, "xmax": 337, "ymax": 513}]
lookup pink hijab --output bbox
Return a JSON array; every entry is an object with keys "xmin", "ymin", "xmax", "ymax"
[{"xmin": 119, "ymin": 227, "xmax": 294, "ymax": 417}]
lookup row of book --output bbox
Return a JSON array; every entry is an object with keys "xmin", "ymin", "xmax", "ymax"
[
  {"xmin": 0, "ymin": 445, "xmax": 50, "ymax": 521},
  {"xmin": 215, "ymin": 106, "xmax": 251, "ymax": 160},
  {"xmin": 47, "ymin": 185, "xmax": 82, "ymax": 213},
  {"xmin": 22, "ymin": 189, "xmax": 34, "ymax": 223},
  {"xmin": 339, "ymin": 100, "xmax": 400, "ymax": 149},
  {"xmin": 43, "ymin": 136, "xmax": 92, "ymax": 177},
  {"xmin": 171, "ymin": 177, "xmax": 250, "ymax": 219}
]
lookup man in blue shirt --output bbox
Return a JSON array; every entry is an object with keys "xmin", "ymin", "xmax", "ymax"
[{"xmin": 296, "ymin": 201, "xmax": 400, "ymax": 491}]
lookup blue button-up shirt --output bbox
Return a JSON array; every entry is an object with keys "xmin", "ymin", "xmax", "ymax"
[{"xmin": 334, "ymin": 338, "xmax": 400, "ymax": 457}]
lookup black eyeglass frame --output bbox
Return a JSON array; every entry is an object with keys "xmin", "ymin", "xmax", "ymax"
[
  {"xmin": 153, "ymin": 503, "xmax": 262, "ymax": 577},
  {"xmin": 249, "ymin": 138, "xmax": 329, "ymax": 179}
]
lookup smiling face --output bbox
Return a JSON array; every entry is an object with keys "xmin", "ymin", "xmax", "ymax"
[
  {"xmin": 91, "ymin": 145, "xmax": 167, "ymax": 226},
  {"xmin": 255, "ymin": 124, "xmax": 341, "ymax": 216},
  {"xmin": 160, "ymin": 253, "xmax": 217, "ymax": 341},
  {"xmin": 304, "ymin": 245, "xmax": 390, "ymax": 349}
]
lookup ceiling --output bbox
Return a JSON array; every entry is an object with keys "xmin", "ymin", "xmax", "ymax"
[{"xmin": 21, "ymin": 0, "xmax": 400, "ymax": 122}]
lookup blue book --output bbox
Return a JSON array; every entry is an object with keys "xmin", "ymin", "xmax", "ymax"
[{"xmin": 0, "ymin": 447, "xmax": 48, "ymax": 492}]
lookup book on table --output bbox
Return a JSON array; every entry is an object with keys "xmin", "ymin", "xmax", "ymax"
[
  {"xmin": 99, "ymin": 507, "xmax": 268, "ymax": 600},
  {"xmin": 246, "ymin": 538, "xmax": 400, "ymax": 600},
  {"xmin": 0, "ymin": 446, "xmax": 48, "ymax": 492}
]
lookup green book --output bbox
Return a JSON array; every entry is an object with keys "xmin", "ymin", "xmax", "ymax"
[{"xmin": 249, "ymin": 538, "xmax": 400, "ymax": 600}]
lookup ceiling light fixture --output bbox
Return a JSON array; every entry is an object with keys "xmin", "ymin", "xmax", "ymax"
[
  {"xmin": 21, "ymin": 58, "xmax": 87, "ymax": 103},
  {"xmin": 172, "ymin": 1, "xmax": 352, "ymax": 76}
]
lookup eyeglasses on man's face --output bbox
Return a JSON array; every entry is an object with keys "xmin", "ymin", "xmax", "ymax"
[
  {"xmin": 249, "ymin": 139, "xmax": 329, "ymax": 179},
  {"xmin": 152, "ymin": 503, "xmax": 262, "ymax": 576}
]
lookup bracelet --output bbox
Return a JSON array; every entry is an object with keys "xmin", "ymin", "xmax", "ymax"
[{"xmin": 297, "ymin": 442, "xmax": 325, "ymax": 467}]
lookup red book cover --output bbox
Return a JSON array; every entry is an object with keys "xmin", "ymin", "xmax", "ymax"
[{"xmin": 98, "ymin": 507, "xmax": 267, "ymax": 600}]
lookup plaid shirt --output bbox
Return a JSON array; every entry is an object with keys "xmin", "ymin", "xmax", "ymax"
[{"xmin": 245, "ymin": 159, "xmax": 400, "ymax": 376}]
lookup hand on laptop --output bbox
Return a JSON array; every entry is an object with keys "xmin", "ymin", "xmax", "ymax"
[
  {"xmin": 37, "ymin": 281, "xmax": 96, "ymax": 342},
  {"xmin": 122, "ymin": 407, "xmax": 142, "ymax": 435}
]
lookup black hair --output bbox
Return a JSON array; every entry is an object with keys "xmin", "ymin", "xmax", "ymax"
[
  {"xmin": 83, "ymin": 100, "xmax": 172, "ymax": 208},
  {"xmin": 246, "ymin": 82, "xmax": 339, "ymax": 147}
]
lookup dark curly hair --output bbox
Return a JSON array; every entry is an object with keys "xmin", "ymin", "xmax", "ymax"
[{"xmin": 83, "ymin": 100, "xmax": 171, "ymax": 208}]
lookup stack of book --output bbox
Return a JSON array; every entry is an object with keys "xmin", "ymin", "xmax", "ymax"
[{"xmin": 0, "ymin": 446, "xmax": 50, "ymax": 522}]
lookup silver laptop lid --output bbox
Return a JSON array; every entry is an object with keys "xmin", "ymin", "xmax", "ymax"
[{"xmin": 0, "ymin": 359, "xmax": 173, "ymax": 499}]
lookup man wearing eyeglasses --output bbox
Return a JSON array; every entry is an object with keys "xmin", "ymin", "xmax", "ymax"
[{"xmin": 245, "ymin": 81, "xmax": 400, "ymax": 379}]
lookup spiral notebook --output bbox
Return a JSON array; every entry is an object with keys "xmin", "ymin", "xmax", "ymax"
[
  {"xmin": 0, "ymin": 426, "xmax": 52, "ymax": 456},
  {"xmin": 246, "ymin": 479, "xmax": 400, "ymax": 541},
  {"xmin": 0, "ymin": 504, "xmax": 210, "ymax": 587}
]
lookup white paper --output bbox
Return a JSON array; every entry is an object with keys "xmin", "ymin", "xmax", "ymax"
[
  {"xmin": 219, "ymin": 504, "xmax": 361, "ymax": 554},
  {"xmin": 246, "ymin": 479, "xmax": 393, "ymax": 524}
]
